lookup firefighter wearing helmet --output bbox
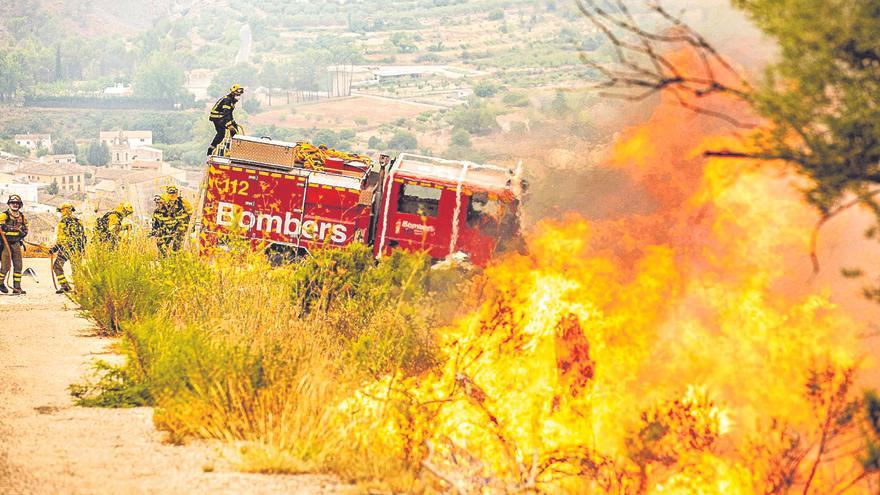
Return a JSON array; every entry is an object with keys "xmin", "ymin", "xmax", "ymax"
[
  {"xmin": 207, "ymin": 83, "xmax": 245, "ymax": 156},
  {"xmin": 95, "ymin": 202, "xmax": 134, "ymax": 248},
  {"xmin": 150, "ymin": 185, "xmax": 192, "ymax": 256},
  {"xmin": 0, "ymin": 195, "xmax": 29, "ymax": 295},
  {"xmin": 49, "ymin": 202, "xmax": 86, "ymax": 294}
]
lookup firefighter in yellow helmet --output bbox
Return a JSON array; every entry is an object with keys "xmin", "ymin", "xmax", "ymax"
[
  {"xmin": 0, "ymin": 195, "xmax": 29, "ymax": 295},
  {"xmin": 150, "ymin": 185, "xmax": 192, "ymax": 256},
  {"xmin": 95, "ymin": 202, "xmax": 133, "ymax": 248},
  {"xmin": 49, "ymin": 202, "xmax": 86, "ymax": 293},
  {"xmin": 207, "ymin": 84, "xmax": 245, "ymax": 156}
]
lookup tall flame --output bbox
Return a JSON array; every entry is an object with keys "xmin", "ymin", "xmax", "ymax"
[{"xmin": 345, "ymin": 59, "xmax": 876, "ymax": 493}]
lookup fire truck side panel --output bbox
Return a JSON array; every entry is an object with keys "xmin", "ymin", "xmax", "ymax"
[{"xmin": 201, "ymin": 162, "xmax": 370, "ymax": 252}]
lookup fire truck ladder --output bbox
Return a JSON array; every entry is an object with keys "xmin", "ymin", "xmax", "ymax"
[
  {"xmin": 294, "ymin": 173, "xmax": 311, "ymax": 255},
  {"xmin": 187, "ymin": 170, "xmax": 210, "ymax": 248}
]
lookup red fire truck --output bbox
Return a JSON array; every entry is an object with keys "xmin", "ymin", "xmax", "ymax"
[{"xmin": 195, "ymin": 135, "xmax": 523, "ymax": 266}]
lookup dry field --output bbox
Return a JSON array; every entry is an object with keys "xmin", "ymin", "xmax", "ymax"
[{"xmin": 250, "ymin": 95, "xmax": 440, "ymax": 130}]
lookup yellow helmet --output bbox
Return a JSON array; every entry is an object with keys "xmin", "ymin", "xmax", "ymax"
[
  {"xmin": 166, "ymin": 185, "xmax": 179, "ymax": 195},
  {"xmin": 119, "ymin": 202, "xmax": 134, "ymax": 214},
  {"xmin": 230, "ymin": 84, "xmax": 244, "ymax": 95},
  {"xmin": 58, "ymin": 202, "xmax": 75, "ymax": 212}
]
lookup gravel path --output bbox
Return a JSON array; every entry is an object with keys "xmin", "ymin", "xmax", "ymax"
[{"xmin": 0, "ymin": 259, "xmax": 348, "ymax": 494}]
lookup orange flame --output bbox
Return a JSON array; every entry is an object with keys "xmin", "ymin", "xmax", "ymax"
[{"xmin": 345, "ymin": 55, "xmax": 876, "ymax": 493}]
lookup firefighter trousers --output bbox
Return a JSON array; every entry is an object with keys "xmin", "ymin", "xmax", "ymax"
[
  {"xmin": 156, "ymin": 234, "xmax": 183, "ymax": 257},
  {"xmin": 53, "ymin": 250, "xmax": 71, "ymax": 288},
  {"xmin": 208, "ymin": 121, "xmax": 237, "ymax": 155},
  {"xmin": 1, "ymin": 241, "xmax": 23, "ymax": 289}
]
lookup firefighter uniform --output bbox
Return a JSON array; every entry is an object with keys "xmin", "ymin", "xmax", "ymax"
[
  {"xmin": 207, "ymin": 84, "xmax": 245, "ymax": 156},
  {"xmin": 151, "ymin": 186, "xmax": 192, "ymax": 256},
  {"xmin": 50, "ymin": 203, "xmax": 86, "ymax": 293},
  {"xmin": 0, "ymin": 195, "xmax": 28, "ymax": 295},
  {"xmin": 95, "ymin": 202, "xmax": 133, "ymax": 247}
]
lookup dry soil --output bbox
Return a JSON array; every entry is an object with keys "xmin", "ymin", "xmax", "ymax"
[{"xmin": 0, "ymin": 259, "xmax": 346, "ymax": 495}]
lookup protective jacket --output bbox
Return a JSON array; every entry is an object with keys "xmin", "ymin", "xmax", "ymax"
[
  {"xmin": 53, "ymin": 216, "xmax": 86, "ymax": 254},
  {"xmin": 209, "ymin": 95, "xmax": 238, "ymax": 128},
  {"xmin": 95, "ymin": 210, "xmax": 125, "ymax": 243},
  {"xmin": 151, "ymin": 196, "xmax": 192, "ymax": 238},
  {"xmin": 0, "ymin": 209, "xmax": 28, "ymax": 244}
]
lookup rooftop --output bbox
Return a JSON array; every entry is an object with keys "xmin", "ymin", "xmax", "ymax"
[
  {"xmin": 14, "ymin": 133, "xmax": 51, "ymax": 140},
  {"xmin": 132, "ymin": 146, "xmax": 163, "ymax": 153},
  {"xmin": 16, "ymin": 163, "xmax": 86, "ymax": 177},
  {"xmin": 93, "ymin": 168, "xmax": 178, "ymax": 186}
]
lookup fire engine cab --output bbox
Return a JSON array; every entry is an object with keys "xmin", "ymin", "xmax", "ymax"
[{"xmin": 196, "ymin": 135, "xmax": 523, "ymax": 266}]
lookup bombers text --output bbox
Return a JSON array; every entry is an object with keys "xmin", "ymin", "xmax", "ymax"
[{"xmin": 215, "ymin": 201, "xmax": 348, "ymax": 243}]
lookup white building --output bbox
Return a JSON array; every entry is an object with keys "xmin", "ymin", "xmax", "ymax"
[
  {"xmin": 39, "ymin": 154, "xmax": 77, "ymax": 165},
  {"xmin": 0, "ymin": 181, "xmax": 40, "ymax": 204},
  {"xmin": 99, "ymin": 130, "xmax": 153, "ymax": 147},
  {"xmin": 185, "ymin": 69, "xmax": 214, "ymax": 101},
  {"xmin": 103, "ymin": 83, "xmax": 134, "ymax": 97},
  {"xmin": 14, "ymin": 134, "xmax": 52, "ymax": 151}
]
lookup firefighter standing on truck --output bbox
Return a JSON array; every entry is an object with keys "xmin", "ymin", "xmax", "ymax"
[
  {"xmin": 0, "ymin": 195, "xmax": 28, "ymax": 295},
  {"xmin": 151, "ymin": 185, "xmax": 192, "ymax": 256},
  {"xmin": 207, "ymin": 84, "xmax": 245, "ymax": 156},
  {"xmin": 49, "ymin": 202, "xmax": 86, "ymax": 294},
  {"xmin": 95, "ymin": 202, "xmax": 133, "ymax": 247}
]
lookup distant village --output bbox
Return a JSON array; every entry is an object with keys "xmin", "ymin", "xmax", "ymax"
[{"xmin": 0, "ymin": 131, "xmax": 201, "ymax": 245}]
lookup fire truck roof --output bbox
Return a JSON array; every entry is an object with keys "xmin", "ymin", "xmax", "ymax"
[{"xmin": 392, "ymin": 154, "xmax": 517, "ymax": 196}]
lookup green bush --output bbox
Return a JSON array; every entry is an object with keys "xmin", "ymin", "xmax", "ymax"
[
  {"xmin": 387, "ymin": 130, "xmax": 418, "ymax": 151},
  {"xmin": 71, "ymin": 236, "xmax": 163, "ymax": 335},
  {"xmin": 502, "ymin": 91, "xmax": 530, "ymax": 107}
]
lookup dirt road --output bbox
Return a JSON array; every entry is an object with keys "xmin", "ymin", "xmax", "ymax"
[{"xmin": 0, "ymin": 259, "xmax": 344, "ymax": 494}]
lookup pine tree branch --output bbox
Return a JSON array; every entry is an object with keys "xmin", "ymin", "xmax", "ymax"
[
  {"xmin": 809, "ymin": 189, "xmax": 880, "ymax": 274},
  {"xmin": 576, "ymin": 0, "xmax": 753, "ymax": 125}
]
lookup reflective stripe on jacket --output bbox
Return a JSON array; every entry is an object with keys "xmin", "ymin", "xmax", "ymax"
[{"xmin": 209, "ymin": 95, "xmax": 237, "ymax": 122}]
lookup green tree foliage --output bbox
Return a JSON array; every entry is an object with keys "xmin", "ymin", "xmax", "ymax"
[
  {"xmin": 47, "ymin": 180, "xmax": 59, "ymax": 195},
  {"xmin": 338, "ymin": 129, "xmax": 356, "ymax": 142},
  {"xmin": 449, "ymin": 102, "xmax": 500, "ymax": 135},
  {"xmin": 502, "ymin": 91, "xmax": 530, "ymax": 107},
  {"xmin": 474, "ymin": 81, "xmax": 499, "ymax": 98},
  {"xmin": 731, "ymin": 1, "xmax": 880, "ymax": 220},
  {"xmin": 0, "ymin": 49, "xmax": 28, "ymax": 100},
  {"xmin": 51, "ymin": 136, "xmax": 76, "ymax": 155},
  {"xmin": 450, "ymin": 127, "xmax": 471, "ymax": 147},
  {"xmin": 389, "ymin": 32, "xmax": 417, "ymax": 53},
  {"xmin": 387, "ymin": 131, "xmax": 418, "ymax": 151},
  {"xmin": 87, "ymin": 142, "xmax": 110, "ymax": 166},
  {"xmin": 208, "ymin": 63, "xmax": 259, "ymax": 99},
  {"xmin": 242, "ymin": 98, "xmax": 262, "ymax": 114},
  {"xmin": 0, "ymin": 139, "xmax": 29, "ymax": 157},
  {"xmin": 313, "ymin": 129, "xmax": 339, "ymax": 148},
  {"xmin": 132, "ymin": 54, "xmax": 185, "ymax": 100}
]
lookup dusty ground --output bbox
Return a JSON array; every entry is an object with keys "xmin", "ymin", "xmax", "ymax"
[{"xmin": 0, "ymin": 259, "xmax": 346, "ymax": 494}]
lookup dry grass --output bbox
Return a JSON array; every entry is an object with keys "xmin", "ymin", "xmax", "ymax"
[{"xmin": 69, "ymin": 231, "xmax": 470, "ymax": 489}]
